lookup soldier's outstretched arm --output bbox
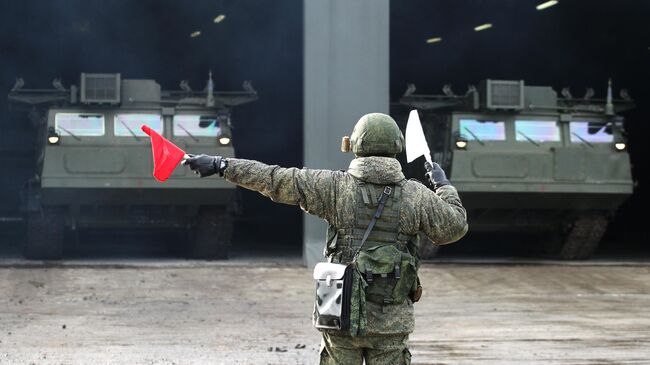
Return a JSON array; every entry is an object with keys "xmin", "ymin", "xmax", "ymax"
[
  {"xmin": 184, "ymin": 154, "xmax": 337, "ymax": 221},
  {"xmin": 224, "ymin": 158, "xmax": 338, "ymax": 220}
]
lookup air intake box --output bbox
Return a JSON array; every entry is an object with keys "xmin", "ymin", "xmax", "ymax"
[
  {"xmin": 80, "ymin": 73, "xmax": 121, "ymax": 104},
  {"xmin": 479, "ymin": 79, "xmax": 524, "ymax": 110}
]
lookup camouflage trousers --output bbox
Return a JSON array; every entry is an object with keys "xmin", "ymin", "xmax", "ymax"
[{"xmin": 319, "ymin": 332, "xmax": 411, "ymax": 365}]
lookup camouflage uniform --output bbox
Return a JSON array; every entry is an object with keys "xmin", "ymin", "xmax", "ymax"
[{"xmin": 222, "ymin": 155, "xmax": 468, "ymax": 365}]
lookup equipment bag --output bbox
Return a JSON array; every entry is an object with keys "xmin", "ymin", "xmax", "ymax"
[
  {"xmin": 312, "ymin": 262, "xmax": 354, "ymax": 330},
  {"xmin": 355, "ymin": 244, "xmax": 418, "ymax": 305},
  {"xmin": 312, "ymin": 185, "xmax": 393, "ymax": 333}
]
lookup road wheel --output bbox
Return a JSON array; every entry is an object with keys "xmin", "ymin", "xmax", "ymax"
[
  {"xmin": 24, "ymin": 207, "xmax": 65, "ymax": 260},
  {"xmin": 557, "ymin": 214, "xmax": 608, "ymax": 260},
  {"xmin": 189, "ymin": 207, "xmax": 232, "ymax": 260}
]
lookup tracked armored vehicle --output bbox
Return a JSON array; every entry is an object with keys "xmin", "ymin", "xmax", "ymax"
[
  {"xmin": 399, "ymin": 79, "xmax": 634, "ymax": 259},
  {"xmin": 8, "ymin": 72, "xmax": 257, "ymax": 260}
]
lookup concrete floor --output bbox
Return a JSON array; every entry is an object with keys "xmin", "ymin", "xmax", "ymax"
[{"xmin": 1, "ymin": 260, "xmax": 649, "ymax": 364}]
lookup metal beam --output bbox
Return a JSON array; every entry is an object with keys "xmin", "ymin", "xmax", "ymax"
[{"xmin": 303, "ymin": 0, "xmax": 389, "ymax": 268}]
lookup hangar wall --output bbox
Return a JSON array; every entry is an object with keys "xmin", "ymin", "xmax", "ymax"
[{"xmin": 303, "ymin": 0, "xmax": 390, "ymax": 268}]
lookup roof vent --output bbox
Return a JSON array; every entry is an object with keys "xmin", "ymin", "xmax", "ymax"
[
  {"xmin": 480, "ymin": 79, "xmax": 524, "ymax": 110},
  {"xmin": 80, "ymin": 73, "xmax": 121, "ymax": 104}
]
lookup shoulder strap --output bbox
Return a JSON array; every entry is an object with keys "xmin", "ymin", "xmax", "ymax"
[
  {"xmin": 324, "ymin": 223, "xmax": 338, "ymax": 262},
  {"xmin": 352, "ymin": 185, "xmax": 393, "ymax": 262}
]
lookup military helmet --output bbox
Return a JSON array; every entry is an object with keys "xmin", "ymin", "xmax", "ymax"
[{"xmin": 349, "ymin": 113, "xmax": 404, "ymax": 156}]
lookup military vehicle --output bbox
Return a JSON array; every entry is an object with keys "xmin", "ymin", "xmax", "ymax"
[
  {"xmin": 399, "ymin": 79, "xmax": 634, "ymax": 259},
  {"xmin": 8, "ymin": 72, "xmax": 257, "ymax": 260}
]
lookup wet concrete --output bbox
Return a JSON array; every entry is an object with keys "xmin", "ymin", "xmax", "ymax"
[{"xmin": 0, "ymin": 260, "xmax": 649, "ymax": 364}]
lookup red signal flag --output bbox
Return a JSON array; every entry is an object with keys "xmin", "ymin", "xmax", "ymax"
[{"xmin": 141, "ymin": 125, "xmax": 186, "ymax": 182}]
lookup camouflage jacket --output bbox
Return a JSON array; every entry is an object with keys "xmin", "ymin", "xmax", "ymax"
[{"xmin": 223, "ymin": 156, "xmax": 468, "ymax": 335}]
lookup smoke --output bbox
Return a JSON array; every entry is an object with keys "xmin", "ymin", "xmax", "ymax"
[
  {"xmin": 2, "ymin": 0, "xmax": 650, "ymax": 253},
  {"xmin": 0, "ymin": 0, "xmax": 303, "ymax": 156},
  {"xmin": 390, "ymin": 0, "xmax": 650, "ymax": 99},
  {"xmin": 0, "ymin": 0, "xmax": 303, "ymax": 248},
  {"xmin": 390, "ymin": 0, "xmax": 650, "ymax": 242}
]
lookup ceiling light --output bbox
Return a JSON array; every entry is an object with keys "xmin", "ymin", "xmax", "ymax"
[
  {"xmin": 536, "ymin": 0, "xmax": 558, "ymax": 10},
  {"xmin": 474, "ymin": 23, "xmax": 492, "ymax": 32},
  {"xmin": 190, "ymin": 31, "xmax": 201, "ymax": 38},
  {"xmin": 426, "ymin": 37, "xmax": 442, "ymax": 44},
  {"xmin": 614, "ymin": 142, "xmax": 626, "ymax": 151},
  {"xmin": 214, "ymin": 14, "xmax": 226, "ymax": 23}
]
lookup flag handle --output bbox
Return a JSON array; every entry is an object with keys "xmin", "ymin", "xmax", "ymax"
[{"xmin": 424, "ymin": 153, "xmax": 433, "ymax": 166}]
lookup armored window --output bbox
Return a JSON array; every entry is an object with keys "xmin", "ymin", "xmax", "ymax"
[
  {"xmin": 54, "ymin": 113, "xmax": 105, "ymax": 136},
  {"xmin": 173, "ymin": 115, "xmax": 221, "ymax": 137},
  {"xmin": 570, "ymin": 121, "xmax": 613, "ymax": 143},
  {"xmin": 515, "ymin": 120, "xmax": 560, "ymax": 142},
  {"xmin": 114, "ymin": 114, "xmax": 162, "ymax": 136},
  {"xmin": 459, "ymin": 119, "xmax": 506, "ymax": 141}
]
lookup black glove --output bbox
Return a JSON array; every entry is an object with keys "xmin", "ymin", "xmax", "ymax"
[
  {"xmin": 424, "ymin": 161, "xmax": 450, "ymax": 190},
  {"xmin": 183, "ymin": 154, "xmax": 227, "ymax": 177}
]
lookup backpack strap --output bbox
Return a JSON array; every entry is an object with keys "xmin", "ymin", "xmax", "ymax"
[
  {"xmin": 324, "ymin": 223, "xmax": 338, "ymax": 262},
  {"xmin": 352, "ymin": 185, "xmax": 393, "ymax": 263}
]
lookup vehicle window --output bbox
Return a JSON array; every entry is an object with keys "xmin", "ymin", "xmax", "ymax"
[
  {"xmin": 173, "ymin": 115, "xmax": 221, "ymax": 137},
  {"xmin": 570, "ymin": 121, "xmax": 613, "ymax": 143},
  {"xmin": 459, "ymin": 119, "xmax": 506, "ymax": 141},
  {"xmin": 515, "ymin": 120, "xmax": 560, "ymax": 142},
  {"xmin": 114, "ymin": 114, "xmax": 162, "ymax": 136},
  {"xmin": 54, "ymin": 113, "xmax": 105, "ymax": 136}
]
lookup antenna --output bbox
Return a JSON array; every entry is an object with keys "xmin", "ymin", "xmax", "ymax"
[
  {"xmin": 605, "ymin": 78, "xmax": 614, "ymax": 116},
  {"xmin": 206, "ymin": 70, "xmax": 215, "ymax": 107}
]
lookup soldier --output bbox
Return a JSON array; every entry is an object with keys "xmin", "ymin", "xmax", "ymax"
[{"xmin": 184, "ymin": 113, "xmax": 468, "ymax": 365}]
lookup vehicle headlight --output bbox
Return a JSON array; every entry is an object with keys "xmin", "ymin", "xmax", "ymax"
[
  {"xmin": 218, "ymin": 136, "xmax": 231, "ymax": 146},
  {"xmin": 614, "ymin": 142, "xmax": 626, "ymax": 151},
  {"xmin": 217, "ymin": 119, "xmax": 232, "ymax": 146},
  {"xmin": 455, "ymin": 134, "xmax": 468, "ymax": 150},
  {"xmin": 47, "ymin": 127, "xmax": 60, "ymax": 145}
]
